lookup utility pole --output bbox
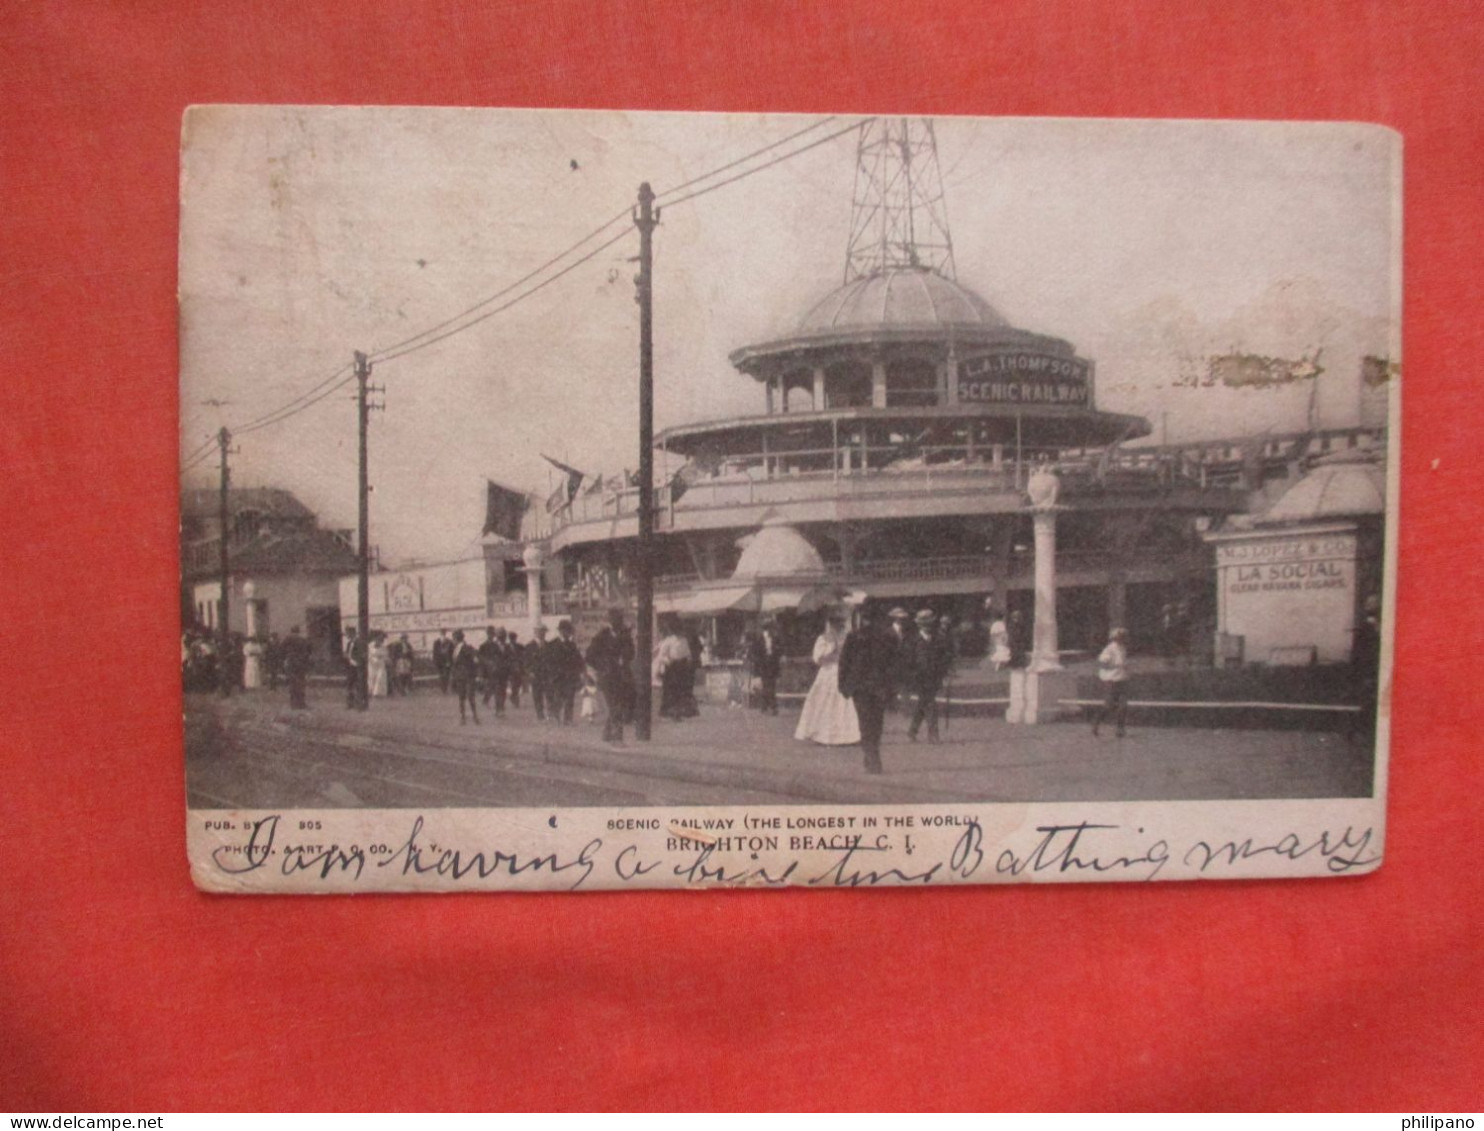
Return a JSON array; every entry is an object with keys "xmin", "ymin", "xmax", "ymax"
[
  {"xmin": 354, "ymin": 350, "xmax": 383, "ymax": 710},
  {"xmin": 633, "ymin": 182, "xmax": 659, "ymax": 741},
  {"xmin": 216, "ymin": 426, "xmax": 233, "ymax": 698}
]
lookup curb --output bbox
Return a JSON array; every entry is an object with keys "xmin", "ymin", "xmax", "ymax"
[{"xmin": 232, "ymin": 703, "xmax": 974, "ymax": 806}]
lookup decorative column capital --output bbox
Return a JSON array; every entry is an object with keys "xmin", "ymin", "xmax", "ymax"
[{"xmin": 1026, "ymin": 465, "xmax": 1061, "ymax": 510}]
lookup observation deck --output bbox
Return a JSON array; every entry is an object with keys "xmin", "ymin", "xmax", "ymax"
[{"xmin": 549, "ymin": 435, "xmax": 1245, "ymax": 553}]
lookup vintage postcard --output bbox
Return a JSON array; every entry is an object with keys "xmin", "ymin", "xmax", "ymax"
[{"xmin": 180, "ymin": 107, "xmax": 1398, "ymax": 892}]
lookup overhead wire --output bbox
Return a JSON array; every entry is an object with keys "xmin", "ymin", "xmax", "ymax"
[
  {"xmin": 181, "ymin": 436, "xmax": 216, "ymax": 464},
  {"xmin": 365, "ymin": 206, "xmax": 633, "ymax": 363},
  {"xmin": 653, "ymin": 115, "xmax": 839, "ymax": 202},
  {"xmin": 235, "ymin": 370, "xmax": 359, "ymax": 436},
  {"xmin": 190, "ymin": 113, "xmax": 868, "ymax": 447},
  {"xmin": 371, "ymin": 226, "xmax": 634, "ymax": 365},
  {"xmin": 180, "ymin": 447, "xmax": 217, "ymax": 474},
  {"xmin": 366, "ymin": 115, "xmax": 844, "ymax": 365},
  {"xmin": 371, "ymin": 116, "xmax": 868, "ymax": 367},
  {"xmin": 658, "ymin": 117, "xmax": 871, "ymax": 210},
  {"xmin": 231, "ymin": 361, "xmax": 355, "ymax": 434}
]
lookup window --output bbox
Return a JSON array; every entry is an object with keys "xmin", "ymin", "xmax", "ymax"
[
  {"xmin": 231, "ymin": 508, "xmax": 265, "ymax": 546},
  {"xmin": 823, "ymin": 361, "xmax": 872, "ymax": 409},
  {"xmin": 781, "ymin": 370, "xmax": 814, "ymax": 413},
  {"xmin": 885, "ymin": 358, "xmax": 938, "ymax": 407}
]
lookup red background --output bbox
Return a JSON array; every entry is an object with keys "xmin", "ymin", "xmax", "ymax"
[{"xmin": 3, "ymin": 1, "xmax": 1481, "ymax": 1112}]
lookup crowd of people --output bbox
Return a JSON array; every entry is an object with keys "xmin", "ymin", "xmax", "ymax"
[
  {"xmin": 423, "ymin": 615, "xmax": 645, "ymax": 742},
  {"xmin": 187, "ymin": 613, "xmax": 649, "ymax": 744},
  {"xmin": 338, "ymin": 627, "xmax": 421, "ymax": 707},
  {"xmin": 789, "ymin": 600, "xmax": 1134, "ymax": 771},
  {"xmin": 792, "ymin": 605, "xmax": 961, "ymax": 772},
  {"xmin": 187, "ymin": 586, "xmax": 1380, "ymax": 777},
  {"xmin": 183, "ymin": 595, "xmax": 1155, "ymax": 772},
  {"xmin": 181, "ymin": 626, "xmax": 314, "ymax": 707}
]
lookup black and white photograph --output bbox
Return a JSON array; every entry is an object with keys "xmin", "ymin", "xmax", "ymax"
[{"xmin": 180, "ymin": 108, "xmax": 1397, "ymax": 891}]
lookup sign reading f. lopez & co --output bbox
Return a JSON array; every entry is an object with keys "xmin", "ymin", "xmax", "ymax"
[{"xmin": 957, "ymin": 350, "xmax": 1092, "ymax": 406}]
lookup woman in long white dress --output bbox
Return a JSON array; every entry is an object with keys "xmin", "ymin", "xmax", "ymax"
[
  {"xmin": 242, "ymin": 638, "xmax": 264, "ymax": 690},
  {"xmin": 795, "ymin": 614, "xmax": 860, "ymax": 746},
  {"xmin": 987, "ymin": 606, "xmax": 1011, "ymax": 671},
  {"xmin": 368, "ymin": 635, "xmax": 389, "ymax": 698}
]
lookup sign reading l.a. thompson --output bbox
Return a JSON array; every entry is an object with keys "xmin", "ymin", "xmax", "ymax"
[{"xmin": 957, "ymin": 350, "xmax": 1091, "ymax": 405}]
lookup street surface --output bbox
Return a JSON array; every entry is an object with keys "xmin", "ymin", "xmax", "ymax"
[{"xmin": 184, "ymin": 682, "xmax": 1373, "ymax": 809}]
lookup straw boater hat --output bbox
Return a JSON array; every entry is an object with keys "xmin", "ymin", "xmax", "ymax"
[
  {"xmin": 533, "ymin": 622, "xmax": 548, "ymax": 635},
  {"xmin": 915, "ymin": 609, "xmax": 936, "ymax": 626},
  {"xmin": 889, "ymin": 607, "xmax": 910, "ymax": 620}
]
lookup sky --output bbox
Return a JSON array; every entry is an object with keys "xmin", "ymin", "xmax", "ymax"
[{"xmin": 179, "ymin": 107, "xmax": 1399, "ymax": 564}]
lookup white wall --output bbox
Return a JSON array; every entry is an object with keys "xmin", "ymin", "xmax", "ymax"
[
  {"xmin": 191, "ymin": 575, "xmax": 339, "ymax": 636},
  {"xmin": 1210, "ymin": 523, "xmax": 1358, "ymax": 664},
  {"xmin": 338, "ymin": 557, "xmax": 538, "ymax": 649}
]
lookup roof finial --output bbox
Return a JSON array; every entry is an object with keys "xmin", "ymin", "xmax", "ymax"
[{"xmin": 844, "ymin": 117, "xmax": 956, "ymax": 284}]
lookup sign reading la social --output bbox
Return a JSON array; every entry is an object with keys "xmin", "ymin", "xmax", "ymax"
[{"xmin": 957, "ymin": 350, "xmax": 1091, "ymax": 406}]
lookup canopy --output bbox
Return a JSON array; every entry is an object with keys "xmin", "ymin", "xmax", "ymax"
[
  {"xmin": 655, "ymin": 582, "xmax": 844, "ymax": 616},
  {"xmin": 654, "ymin": 523, "xmax": 862, "ymax": 616},
  {"xmin": 733, "ymin": 522, "xmax": 826, "ymax": 577}
]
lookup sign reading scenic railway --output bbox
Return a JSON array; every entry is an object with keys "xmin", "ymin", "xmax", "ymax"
[{"xmin": 957, "ymin": 350, "xmax": 1091, "ymax": 406}]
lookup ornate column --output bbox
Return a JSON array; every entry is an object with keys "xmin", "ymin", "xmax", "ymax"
[
  {"xmin": 813, "ymin": 366, "xmax": 827, "ymax": 410},
  {"xmin": 871, "ymin": 359, "xmax": 887, "ymax": 408},
  {"xmin": 1027, "ymin": 467, "xmax": 1063, "ymax": 673},
  {"xmin": 1007, "ymin": 466, "xmax": 1074, "ymax": 724},
  {"xmin": 522, "ymin": 543, "xmax": 545, "ymax": 637},
  {"xmin": 242, "ymin": 579, "xmax": 258, "ymax": 638}
]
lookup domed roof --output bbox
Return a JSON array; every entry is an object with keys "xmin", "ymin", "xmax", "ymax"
[
  {"xmin": 1261, "ymin": 451, "xmax": 1386, "ymax": 524},
  {"xmin": 797, "ymin": 268, "xmax": 1009, "ymax": 336},
  {"xmin": 732, "ymin": 523, "xmax": 826, "ymax": 578},
  {"xmin": 728, "ymin": 265, "xmax": 1078, "ymax": 378}
]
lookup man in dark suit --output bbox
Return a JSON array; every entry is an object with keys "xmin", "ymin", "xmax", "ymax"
[
  {"xmin": 545, "ymin": 619, "xmax": 585, "ymax": 724},
  {"xmin": 396, "ymin": 634, "xmax": 415, "ymax": 695},
  {"xmin": 585, "ymin": 609, "xmax": 635, "ymax": 744},
  {"xmin": 432, "ymin": 630, "xmax": 453, "ymax": 695},
  {"xmin": 493, "ymin": 628, "xmax": 514, "ymax": 714},
  {"xmin": 901, "ymin": 608, "xmax": 954, "ymax": 743},
  {"xmin": 838, "ymin": 607, "xmax": 900, "ymax": 774},
  {"xmin": 282, "ymin": 625, "xmax": 311, "ymax": 709},
  {"xmin": 1008, "ymin": 609, "xmax": 1031, "ymax": 670},
  {"xmin": 478, "ymin": 627, "xmax": 503, "ymax": 713},
  {"xmin": 449, "ymin": 629, "xmax": 480, "ymax": 725},
  {"xmin": 506, "ymin": 631, "xmax": 525, "ymax": 707},
  {"xmin": 1351, "ymin": 594, "xmax": 1382, "ymax": 743},
  {"xmin": 265, "ymin": 632, "xmax": 282, "ymax": 692},
  {"xmin": 528, "ymin": 624, "xmax": 553, "ymax": 720},
  {"xmin": 748, "ymin": 618, "xmax": 783, "ymax": 715},
  {"xmin": 342, "ymin": 626, "xmax": 364, "ymax": 709}
]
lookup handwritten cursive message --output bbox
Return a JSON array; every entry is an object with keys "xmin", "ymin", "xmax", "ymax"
[{"xmin": 199, "ymin": 809, "xmax": 1382, "ymax": 893}]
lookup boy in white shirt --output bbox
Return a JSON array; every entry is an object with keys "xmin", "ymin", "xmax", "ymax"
[{"xmin": 1093, "ymin": 627, "xmax": 1129, "ymax": 738}]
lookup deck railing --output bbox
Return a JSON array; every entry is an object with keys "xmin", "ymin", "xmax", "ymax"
[
  {"xmin": 638, "ymin": 549, "xmax": 1207, "ymax": 595},
  {"xmin": 552, "ymin": 452, "xmax": 1217, "ymax": 534}
]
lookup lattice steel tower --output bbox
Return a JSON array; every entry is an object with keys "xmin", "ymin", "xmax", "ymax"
[{"xmin": 844, "ymin": 117, "xmax": 956, "ymax": 284}]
